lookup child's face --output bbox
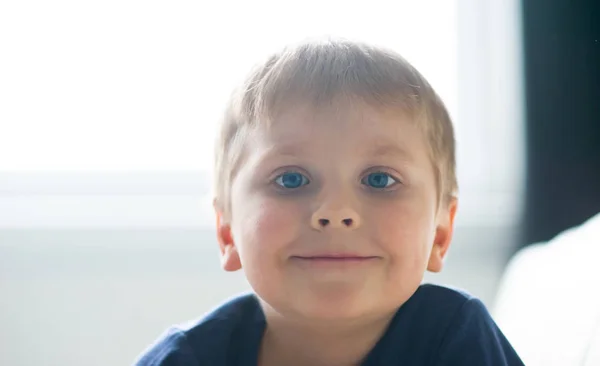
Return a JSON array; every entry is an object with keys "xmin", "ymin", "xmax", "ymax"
[{"xmin": 216, "ymin": 101, "xmax": 457, "ymax": 321}]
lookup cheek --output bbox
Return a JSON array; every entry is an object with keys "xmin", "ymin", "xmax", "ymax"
[
  {"xmin": 371, "ymin": 198, "xmax": 436, "ymax": 261},
  {"xmin": 231, "ymin": 195, "xmax": 305, "ymax": 298},
  {"xmin": 232, "ymin": 196, "xmax": 303, "ymax": 259}
]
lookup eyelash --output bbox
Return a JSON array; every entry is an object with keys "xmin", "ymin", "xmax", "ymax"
[
  {"xmin": 361, "ymin": 170, "xmax": 402, "ymax": 191},
  {"xmin": 270, "ymin": 168, "xmax": 402, "ymax": 191},
  {"xmin": 270, "ymin": 168, "xmax": 311, "ymax": 191}
]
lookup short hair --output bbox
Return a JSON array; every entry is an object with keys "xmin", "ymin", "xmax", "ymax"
[{"xmin": 213, "ymin": 38, "xmax": 457, "ymax": 215}]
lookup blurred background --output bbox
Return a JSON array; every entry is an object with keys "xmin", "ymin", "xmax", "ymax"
[{"xmin": 0, "ymin": 0, "xmax": 598, "ymax": 365}]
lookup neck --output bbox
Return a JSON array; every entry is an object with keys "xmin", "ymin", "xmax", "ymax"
[{"xmin": 258, "ymin": 304, "xmax": 395, "ymax": 366}]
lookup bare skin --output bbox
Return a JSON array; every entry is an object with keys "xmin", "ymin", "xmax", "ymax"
[{"xmin": 215, "ymin": 101, "xmax": 457, "ymax": 366}]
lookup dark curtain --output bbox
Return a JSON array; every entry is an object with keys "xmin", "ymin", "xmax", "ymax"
[{"xmin": 521, "ymin": 0, "xmax": 600, "ymax": 246}]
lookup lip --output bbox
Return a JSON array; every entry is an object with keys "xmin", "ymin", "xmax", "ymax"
[
  {"xmin": 290, "ymin": 254, "xmax": 381, "ymax": 263},
  {"xmin": 289, "ymin": 254, "xmax": 380, "ymax": 270}
]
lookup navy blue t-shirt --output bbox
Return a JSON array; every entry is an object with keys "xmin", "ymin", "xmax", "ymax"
[{"xmin": 135, "ymin": 284, "xmax": 524, "ymax": 365}]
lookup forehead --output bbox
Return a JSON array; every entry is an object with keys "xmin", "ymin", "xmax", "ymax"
[{"xmin": 255, "ymin": 100, "xmax": 428, "ymax": 159}]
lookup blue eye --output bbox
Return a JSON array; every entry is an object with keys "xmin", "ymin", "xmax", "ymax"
[
  {"xmin": 274, "ymin": 172, "xmax": 309, "ymax": 189},
  {"xmin": 363, "ymin": 172, "xmax": 398, "ymax": 189}
]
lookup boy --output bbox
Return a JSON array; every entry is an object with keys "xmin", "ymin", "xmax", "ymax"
[{"xmin": 135, "ymin": 38, "xmax": 524, "ymax": 365}]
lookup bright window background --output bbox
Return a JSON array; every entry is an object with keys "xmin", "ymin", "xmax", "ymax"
[
  {"xmin": 0, "ymin": 0, "xmax": 524, "ymax": 228},
  {"xmin": 0, "ymin": 0, "xmax": 456, "ymax": 172}
]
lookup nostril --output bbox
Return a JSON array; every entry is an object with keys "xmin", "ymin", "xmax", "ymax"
[
  {"xmin": 318, "ymin": 218, "xmax": 330, "ymax": 227},
  {"xmin": 342, "ymin": 218, "xmax": 353, "ymax": 226}
]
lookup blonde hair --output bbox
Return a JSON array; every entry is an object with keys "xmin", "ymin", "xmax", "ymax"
[{"xmin": 214, "ymin": 38, "xmax": 457, "ymax": 215}]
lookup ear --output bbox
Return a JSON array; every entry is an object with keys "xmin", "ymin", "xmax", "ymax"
[
  {"xmin": 214, "ymin": 200, "xmax": 242, "ymax": 272},
  {"xmin": 427, "ymin": 198, "xmax": 458, "ymax": 273}
]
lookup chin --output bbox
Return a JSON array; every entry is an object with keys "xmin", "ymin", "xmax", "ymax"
[{"xmin": 291, "ymin": 286, "xmax": 383, "ymax": 321}]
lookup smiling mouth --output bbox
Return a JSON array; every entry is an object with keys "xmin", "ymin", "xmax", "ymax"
[
  {"xmin": 290, "ymin": 255, "xmax": 380, "ymax": 262},
  {"xmin": 289, "ymin": 255, "xmax": 380, "ymax": 270}
]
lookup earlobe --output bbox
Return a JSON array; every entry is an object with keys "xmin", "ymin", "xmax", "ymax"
[
  {"xmin": 220, "ymin": 242, "xmax": 242, "ymax": 272},
  {"xmin": 427, "ymin": 198, "xmax": 458, "ymax": 273},
  {"xmin": 215, "ymin": 207, "xmax": 242, "ymax": 272}
]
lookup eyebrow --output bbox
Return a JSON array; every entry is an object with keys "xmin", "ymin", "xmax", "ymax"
[
  {"xmin": 254, "ymin": 141, "xmax": 414, "ymax": 166},
  {"xmin": 252, "ymin": 144, "xmax": 307, "ymax": 168},
  {"xmin": 366, "ymin": 143, "xmax": 414, "ymax": 161},
  {"xmin": 261, "ymin": 144, "xmax": 307, "ymax": 158}
]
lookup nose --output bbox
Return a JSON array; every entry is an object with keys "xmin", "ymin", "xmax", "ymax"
[{"xmin": 310, "ymin": 206, "xmax": 362, "ymax": 231}]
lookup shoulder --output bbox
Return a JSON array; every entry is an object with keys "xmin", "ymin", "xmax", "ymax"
[
  {"xmin": 416, "ymin": 285, "xmax": 525, "ymax": 366},
  {"xmin": 134, "ymin": 293, "xmax": 264, "ymax": 366},
  {"xmin": 134, "ymin": 328, "xmax": 198, "ymax": 366},
  {"xmin": 409, "ymin": 284, "xmax": 513, "ymax": 332},
  {"xmin": 411, "ymin": 283, "xmax": 472, "ymax": 305},
  {"xmin": 400, "ymin": 284, "xmax": 474, "ymax": 323},
  {"xmin": 371, "ymin": 285, "xmax": 523, "ymax": 365}
]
